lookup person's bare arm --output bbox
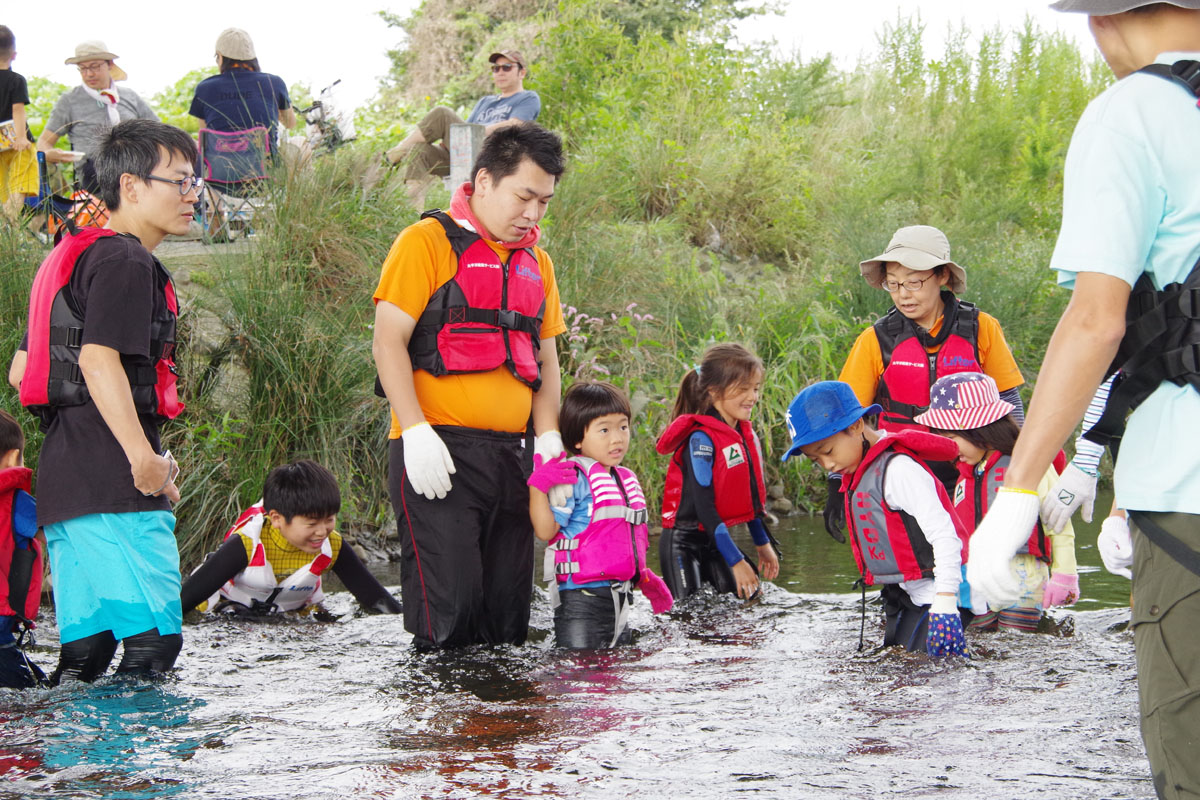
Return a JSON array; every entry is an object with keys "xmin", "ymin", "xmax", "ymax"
[
  {"xmin": 279, "ymin": 106, "xmax": 297, "ymax": 131},
  {"xmin": 529, "ymin": 487, "xmax": 559, "ymax": 542},
  {"xmin": 36, "ymin": 128, "xmax": 74, "ymax": 163},
  {"xmin": 372, "ymin": 301, "xmax": 424, "ymax": 430},
  {"xmin": 1004, "ymin": 272, "xmax": 1130, "ymax": 489},
  {"xmin": 483, "ymin": 118, "xmax": 522, "ymax": 136},
  {"xmin": 530, "ymin": 336, "xmax": 561, "ymax": 437},
  {"xmin": 78, "ymin": 343, "xmax": 178, "ymax": 501},
  {"xmin": 11, "ymin": 104, "xmax": 30, "ymax": 150},
  {"xmin": 8, "ymin": 349, "xmax": 26, "ymax": 391}
]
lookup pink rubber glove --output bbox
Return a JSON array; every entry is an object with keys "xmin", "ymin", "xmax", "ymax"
[
  {"xmin": 1042, "ymin": 572, "xmax": 1080, "ymax": 607},
  {"xmin": 638, "ymin": 567, "xmax": 674, "ymax": 614},
  {"xmin": 527, "ymin": 452, "xmax": 576, "ymax": 495}
]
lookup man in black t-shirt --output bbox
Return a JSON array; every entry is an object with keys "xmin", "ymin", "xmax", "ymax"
[{"xmin": 11, "ymin": 119, "xmax": 199, "ymax": 684}]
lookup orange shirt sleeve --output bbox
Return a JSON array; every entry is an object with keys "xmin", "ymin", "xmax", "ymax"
[
  {"xmin": 838, "ymin": 326, "xmax": 885, "ymax": 407},
  {"xmin": 536, "ymin": 248, "xmax": 567, "ymax": 339},
  {"xmin": 976, "ymin": 312, "xmax": 1024, "ymax": 392},
  {"xmin": 372, "ymin": 219, "xmax": 449, "ymax": 319}
]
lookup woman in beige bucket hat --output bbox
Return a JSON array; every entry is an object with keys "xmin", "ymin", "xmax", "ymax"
[{"xmin": 829, "ymin": 224, "xmax": 1025, "ymax": 513}]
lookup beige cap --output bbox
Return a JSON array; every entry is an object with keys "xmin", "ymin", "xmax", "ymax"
[
  {"xmin": 859, "ymin": 225, "xmax": 967, "ymax": 294},
  {"xmin": 1051, "ymin": 0, "xmax": 1200, "ymax": 12},
  {"xmin": 65, "ymin": 40, "xmax": 127, "ymax": 81},
  {"xmin": 488, "ymin": 50, "xmax": 526, "ymax": 68},
  {"xmin": 215, "ymin": 28, "xmax": 256, "ymax": 61}
]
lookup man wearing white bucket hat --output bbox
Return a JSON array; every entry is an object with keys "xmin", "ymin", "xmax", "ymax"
[
  {"xmin": 37, "ymin": 41, "xmax": 157, "ymax": 192},
  {"xmin": 966, "ymin": 3, "xmax": 1200, "ymax": 797}
]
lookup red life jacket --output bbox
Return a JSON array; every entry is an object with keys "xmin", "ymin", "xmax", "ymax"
[
  {"xmin": 873, "ymin": 296, "xmax": 982, "ymax": 434},
  {"xmin": 407, "ymin": 211, "xmax": 546, "ymax": 391},
  {"xmin": 0, "ymin": 467, "xmax": 42, "ymax": 624},
  {"xmin": 19, "ymin": 227, "xmax": 184, "ymax": 427},
  {"xmin": 954, "ymin": 451, "xmax": 1051, "ymax": 562},
  {"xmin": 843, "ymin": 430, "xmax": 970, "ymax": 586},
  {"xmin": 656, "ymin": 414, "xmax": 767, "ymax": 530},
  {"xmin": 547, "ymin": 457, "xmax": 649, "ymax": 585}
]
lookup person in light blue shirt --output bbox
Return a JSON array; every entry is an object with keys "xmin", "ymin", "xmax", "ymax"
[
  {"xmin": 965, "ymin": 3, "xmax": 1200, "ymax": 797},
  {"xmin": 384, "ymin": 49, "xmax": 541, "ymax": 208}
]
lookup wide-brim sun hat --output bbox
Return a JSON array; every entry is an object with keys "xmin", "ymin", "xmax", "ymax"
[
  {"xmin": 65, "ymin": 40, "xmax": 127, "ymax": 81},
  {"xmin": 781, "ymin": 381, "xmax": 881, "ymax": 461},
  {"xmin": 1050, "ymin": 0, "xmax": 1200, "ymax": 13},
  {"xmin": 913, "ymin": 372, "xmax": 1014, "ymax": 431},
  {"xmin": 859, "ymin": 225, "xmax": 967, "ymax": 294}
]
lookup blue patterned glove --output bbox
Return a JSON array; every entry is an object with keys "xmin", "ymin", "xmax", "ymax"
[{"xmin": 926, "ymin": 595, "xmax": 968, "ymax": 658}]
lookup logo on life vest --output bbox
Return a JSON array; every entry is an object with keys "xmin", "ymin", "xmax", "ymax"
[
  {"xmin": 891, "ymin": 360, "xmax": 925, "ymax": 368},
  {"xmin": 723, "ymin": 443, "xmax": 746, "ymax": 467},
  {"xmin": 465, "ymin": 261, "xmax": 501, "ymax": 269},
  {"xmin": 515, "ymin": 264, "xmax": 540, "ymax": 281},
  {"xmin": 941, "ymin": 355, "xmax": 977, "ymax": 369},
  {"xmin": 953, "ymin": 482, "xmax": 965, "ymax": 505}
]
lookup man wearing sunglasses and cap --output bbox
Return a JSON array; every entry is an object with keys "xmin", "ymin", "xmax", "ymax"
[
  {"xmin": 37, "ymin": 41, "xmax": 158, "ymax": 194},
  {"xmin": 385, "ymin": 49, "xmax": 541, "ymax": 208},
  {"xmin": 965, "ymin": 3, "xmax": 1200, "ymax": 797}
]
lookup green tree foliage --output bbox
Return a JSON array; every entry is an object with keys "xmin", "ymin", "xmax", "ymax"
[
  {"xmin": 23, "ymin": 76, "xmax": 70, "ymax": 137},
  {"xmin": 152, "ymin": 66, "xmax": 218, "ymax": 133}
]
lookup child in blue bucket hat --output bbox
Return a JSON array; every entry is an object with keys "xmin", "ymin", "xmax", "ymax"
[{"xmin": 782, "ymin": 381, "xmax": 970, "ymax": 657}]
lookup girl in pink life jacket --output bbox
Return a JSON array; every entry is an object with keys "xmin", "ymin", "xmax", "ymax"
[
  {"xmin": 915, "ymin": 372, "xmax": 1079, "ymax": 633},
  {"xmin": 655, "ymin": 343, "xmax": 780, "ymax": 604},
  {"xmin": 528, "ymin": 381, "xmax": 672, "ymax": 649},
  {"xmin": 783, "ymin": 381, "xmax": 969, "ymax": 658}
]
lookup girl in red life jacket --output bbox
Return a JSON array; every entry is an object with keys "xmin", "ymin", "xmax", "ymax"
[
  {"xmin": 528, "ymin": 382, "xmax": 672, "ymax": 649},
  {"xmin": 782, "ymin": 381, "xmax": 969, "ymax": 658},
  {"xmin": 654, "ymin": 344, "xmax": 780, "ymax": 603},
  {"xmin": 915, "ymin": 372, "xmax": 1079, "ymax": 633}
]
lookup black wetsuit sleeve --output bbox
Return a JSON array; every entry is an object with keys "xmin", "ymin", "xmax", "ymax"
[
  {"xmin": 180, "ymin": 537, "xmax": 249, "ymax": 613},
  {"xmin": 332, "ymin": 544, "xmax": 402, "ymax": 614}
]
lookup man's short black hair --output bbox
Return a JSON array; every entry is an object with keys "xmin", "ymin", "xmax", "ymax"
[
  {"xmin": 0, "ymin": 26, "xmax": 15, "ymax": 59},
  {"xmin": 93, "ymin": 118, "xmax": 199, "ymax": 211},
  {"xmin": 472, "ymin": 122, "xmax": 565, "ymax": 186},
  {"xmin": 0, "ymin": 409, "xmax": 24, "ymax": 457},
  {"xmin": 561, "ymin": 381, "xmax": 632, "ymax": 455},
  {"xmin": 263, "ymin": 460, "xmax": 341, "ymax": 522}
]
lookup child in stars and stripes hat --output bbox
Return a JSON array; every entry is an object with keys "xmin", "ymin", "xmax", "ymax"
[{"xmin": 915, "ymin": 372, "xmax": 1079, "ymax": 633}]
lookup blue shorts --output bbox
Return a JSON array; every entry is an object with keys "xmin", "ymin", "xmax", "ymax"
[{"xmin": 45, "ymin": 511, "xmax": 182, "ymax": 643}]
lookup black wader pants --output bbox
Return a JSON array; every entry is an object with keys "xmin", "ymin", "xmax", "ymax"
[{"xmin": 389, "ymin": 426, "xmax": 534, "ymax": 648}]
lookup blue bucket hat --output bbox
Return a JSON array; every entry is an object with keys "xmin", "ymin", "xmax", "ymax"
[{"xmin": 781, "ymin": 381, "xmax": 881, "ymax": 462}]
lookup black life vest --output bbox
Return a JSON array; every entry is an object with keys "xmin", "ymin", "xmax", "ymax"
[
  {"xmin": 406, "ymin": 211, "xmax": 546, "ymax": 391},
  {"xmin": 19, "ymin": 227, "xmax": 184, "ymax": 429},
  {"xmin": 873, "ymin": 294, "xmax": 982, "ymax": 433},
  {"xmin": 1084, "ymin": 60, "xmax": 1200, "ymax": 448}
]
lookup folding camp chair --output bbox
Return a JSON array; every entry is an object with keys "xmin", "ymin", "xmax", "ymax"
[
  {"xmin": 198, "ymin": 127, "xmax": 270, "ymax": 242},
  {"xmin": 25, "ymin": 151, "xmax": 107, "ymax": 243}
]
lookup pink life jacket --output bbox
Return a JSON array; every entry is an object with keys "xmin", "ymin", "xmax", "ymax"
[
  {"xmin": 547, "ymin": 457, "xmax": 650, "ymax": 585},
  {"xmin": 212, "ymin": 502, "xmax": 334, "ymax": 613},
  {"xmin": 406, "ymin": 211, "xmax": 546, "ymax": 390},
  {"xmin": 873, "ymin": 296, "xmax": 982, "ymax": 434},
  {"xmin": 20, "ymin": 226, "xmax": 184, "ymax": 427},
  {"xmin": 843, "ymin": 430, "xmax": 970, "ymax": 586}
]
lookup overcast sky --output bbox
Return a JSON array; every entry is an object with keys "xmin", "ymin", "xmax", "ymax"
[{"xmin": 3, "ymin": 2, "xmax": 1097, "ymax": 114}]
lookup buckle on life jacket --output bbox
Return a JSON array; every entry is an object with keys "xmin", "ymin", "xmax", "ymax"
[
  {"xmin": 555, "ymin": 562, "xmax": 580, "ymax": 575},
  {"xmin": 48, "ymin": 325, "xmax": 84, "ymax": 347},
  {"xmin": 1176, "ymin": 287, "xmax": 1200, "ymax": 319},
  {"xmin": 549, "ymin": 538, "xmax": 580, "ymax": 551}
]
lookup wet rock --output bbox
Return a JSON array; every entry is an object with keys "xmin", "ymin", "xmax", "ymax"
[
  {"xmin": 769, "ymin": 497, "xmax": 793, "ymax": 514},
  {"xmin": 768, "ymin": 483, "xmax": 785, "ymax": 500}
]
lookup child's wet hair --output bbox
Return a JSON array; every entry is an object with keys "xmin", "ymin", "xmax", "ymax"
[
  {"xmin": 0, "ymin": 408, "xmax": 23, "ymax": 456},
  {"xmin": 671, "ymin": 343, "xmax": 763, "ymax": 418},
  {"xmin": 561, "ymin": 381, "xmax": 631, "ymax": 454},
  {"xmin": 263, "ymin": 460, "xmax": 341, "ymax": 522},
  {"xmin": 933, "ymin": 414, "xmax": 1020, "ymax": 456}
]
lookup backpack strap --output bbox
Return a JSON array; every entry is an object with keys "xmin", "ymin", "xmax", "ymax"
[{"xmin": 1138, "ymin": 60, "xmax": 1200, "ymax": 103}]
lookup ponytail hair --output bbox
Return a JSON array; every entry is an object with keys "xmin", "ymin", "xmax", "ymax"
[{"xmin": 670, "ymin": 343, "xmax": 764, "ymax": 419}]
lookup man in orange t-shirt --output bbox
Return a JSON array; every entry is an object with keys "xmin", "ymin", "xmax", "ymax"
[{"xmin": 373, "ymin": 123, "xmax": 567, "ymax": 648}]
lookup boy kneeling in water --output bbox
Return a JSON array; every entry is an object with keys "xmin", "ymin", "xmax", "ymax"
[
  {"xmin": 782, "ymin": 381, "xmax": 970, "ymax": 657},
  {"xmin": 181, "ymin": 461, "xmax": 400, "ymax": 619}
]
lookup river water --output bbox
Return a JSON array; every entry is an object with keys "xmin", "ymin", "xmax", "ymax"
[{"xmin": 1, "ymin": 492, "xmax": 1152, "ymax": 799}]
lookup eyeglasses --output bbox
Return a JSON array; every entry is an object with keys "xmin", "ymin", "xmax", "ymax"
[
  {"xmin": 77, "ymin": 62, "xmax": 109, "ymax": 74},
  {"xmin": 881, "ymin": 275, "xmax": 936, "ymax": 293},
  {"xmin": 146, "ymin": 174, "xmax": 205, "ymax": 196},
  {"xmin": 491, "ymin": 63, "xmax": 518, "ymax": 73}
]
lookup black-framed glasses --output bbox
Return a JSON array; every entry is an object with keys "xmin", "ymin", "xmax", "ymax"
[
  {"xmin": 146, "ymin": 174, "xmax": 204, "ymax": 196},
  {"xmin": 491, "ymin": 63, "xmax": 518, "ymax": 73},
  {"xmin": 881, "ymin": 275, "xmax": 935, "ymax": 293}
]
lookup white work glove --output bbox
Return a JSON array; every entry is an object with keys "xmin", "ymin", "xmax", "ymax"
[
  {"xmin": 401, "ymin": 422, "xmax": 455, "ymax": 500},
  {"xmin": 1097, "ymin": 515, "xmax": 1134, "ymax": 580},
  {"xmin": 534, "ymin": 431, "xmax": 570, "ymax": 507},
  {"xmin": 966, "ymin": 488, "xmax": 1040, "ymax": 609},
  {"xmin": 1040, "ymin": 462, "xmax": 1098, "ymax": 534}
]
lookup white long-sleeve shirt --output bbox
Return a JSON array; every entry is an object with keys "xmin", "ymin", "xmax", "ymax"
[{"xmin": 880, "ymin": 448, "xmax": 963, "ymax": 605}]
